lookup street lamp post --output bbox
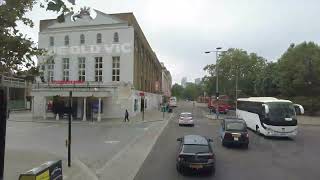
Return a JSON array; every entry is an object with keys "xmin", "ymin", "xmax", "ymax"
[{"xmin": 205, "ymin": 47, "xmax": 223, "ymax": 119}]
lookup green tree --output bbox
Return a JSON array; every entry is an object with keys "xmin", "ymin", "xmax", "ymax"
[
  {"xmin": 183, "ymin": 83, "xmax": 203, "ymax": 101},
  {"xmin": 203, "ymin": 48, "xmax": 266, "ymax": 98},
  {"xmin": 278, "ymin": 42, "xmax": 320, "ymax": 114},
  {"xmin": 255, "ymin": 62, "xmax": 281, "ymax": 96},
  {"xmin": 202, "ymin": 75, "xmax": 216, "ymax": 96},
  {"xmin": 171, "ymin": 83, "xmax": 184, "ymax": 99},
  {"xmin": 278, "ymin": 42, "xmax": 320, "ymax": 96},
  {"xmin": 0, "ymin": 0, "xmax": 71, "ymax": 73}
]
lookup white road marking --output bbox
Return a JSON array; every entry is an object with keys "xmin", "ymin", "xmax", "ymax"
[
  {"xmin": 46, "ymin": 125, "xmax": 59, "ymax": 128},
  {"xmin": 104, "ymin": 140, "xmax": 120, "ymax": 144}
]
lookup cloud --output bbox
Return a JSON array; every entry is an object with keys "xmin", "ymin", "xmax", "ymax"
[{"xmin": 19, "ymin": 0, "xmax": 320, "ymax": 83}]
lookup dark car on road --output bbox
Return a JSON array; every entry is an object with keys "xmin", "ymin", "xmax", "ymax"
[
  {"xmin": 176, "ymin": 135, "xmax": 215, "ymax": 175},
  {"xmin": 220, "ymin": 118, "xmax": 249, "ymax": 148}
]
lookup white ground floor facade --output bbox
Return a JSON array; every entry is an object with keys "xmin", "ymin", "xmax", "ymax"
[{"xmin": 31, "ymin": 83, "xmax": 162, "ymax": 121}]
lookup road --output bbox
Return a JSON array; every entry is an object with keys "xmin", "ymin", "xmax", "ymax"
[
  {"xmin": 4, "ymin": 113, "xmax": 167, "ymax": 180},
  {"xmin": 134, "ymin": 101, "xmax": 320, "ymax": 180}
]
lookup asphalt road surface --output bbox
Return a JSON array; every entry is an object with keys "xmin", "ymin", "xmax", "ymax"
[{"xmin": 134, "ymin": 101, "xmax": 320, "ymax": 180}]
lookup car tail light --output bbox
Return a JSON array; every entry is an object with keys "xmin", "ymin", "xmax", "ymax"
[
  {"xmin": 242, "ymin": 132, "xmax": 249, "ymax": 138},
  {"xmin": 207, "ymin": 154, "xmax": 215, "ymax": 163},
  {"xmin": 178, "ymin": 155, "xmax": 184, "ymax": 161},
  {"xmin": 224, "ymin": 132, "xmax": 232, "ymax": 139}
]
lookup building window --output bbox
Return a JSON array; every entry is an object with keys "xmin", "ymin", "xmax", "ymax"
[
  {"xmin": 113, "ymin": 32, "xmax": 119, "ymax": 42},
  {"xmin": 112, "ymin": 56, "xmax": 120, "ymax": 81},
  {"xmin": 95, "ymin": 57, "xmax": 103, "ymax": 82},
  {"xmin": 97, "ymin": 33, "xmax": 102, "ymax": 44},
  {"xmin": 49, "ymin": 36, "xmax": 54, "ymax": 46},
  {"xmin": 80, "ymin": 34, "xmax": 85, "ymax": 44},
  {"xmin": 78, "ymin": 57, "xmax": 85, "ymax": 81},
  {"xmin": 64, "ymin": 35, "xmax": 69, "ymax": 46},
  {"xmin": 47, "ymin": 59, "xmax": 54, "ymax": 82},
  {"xmin": 62, "ymin": 58, "xmax": 70, "ymax": 81}
]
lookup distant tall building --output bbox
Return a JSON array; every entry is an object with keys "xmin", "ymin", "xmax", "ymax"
[
  {"xmin": 181, "ymin": 77, "xmax": 187, "ymax": 88},
  {"xmin": 195, "ymin": 78, "xmax": 201, "ymax": 85}
]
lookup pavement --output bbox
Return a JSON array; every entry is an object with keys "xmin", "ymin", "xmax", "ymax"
[
  {"xmin": 4, "ymin": 109, "xmax": 172, "ymax": 180},
  {"xmin": 134, "ymin": 101, "xmax": 320, "ymax": 180},
  {"xmin": 8, "ymin": 109, "xmax": 166, "ymax": 125}
]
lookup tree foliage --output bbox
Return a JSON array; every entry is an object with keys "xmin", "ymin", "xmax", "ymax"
[
  {"xmin": 202, "ymin": 42, "xmax": 320, "ymax": 114},
  {"xmin": 171, "ymin": 83, "xmax": 204, "ymax": 100},
  {"xmin": 203, "ymin": 48, "xmax": 267, "ymax": 97},
  {"xmin": 278, "ymin": 42, "xmax": 320, "ymax": 97},
  {"xmin": 171, "ymin": 83, "xmax": 184, "ymax": 99},
  {"xmin": 0, "ymin": 0, "xmax": 71, "ymax": 74}
]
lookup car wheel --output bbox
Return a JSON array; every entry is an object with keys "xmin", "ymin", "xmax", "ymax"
[
  {"xmin": 176, "ymin": 164, "xmax": 182, "ymax": 173},
  {"xmin": 256, "ymin": 125, "xmax": 260, "ymax": 135},
  {"xmin": 208, "ymin": 167, "xmax": 216, "ymax": 176},
  {"xmin": 243, "ymin": 143, "xmax": 249, "ymax": 149}
]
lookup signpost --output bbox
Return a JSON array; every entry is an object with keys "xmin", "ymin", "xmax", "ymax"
[
  {"xmin": 0, "ymin": 88, "xmax": 7, "ymax": 180},
  {"xmin": 68, "ymin": 91, "xmax": 72, "ymax": 167}
]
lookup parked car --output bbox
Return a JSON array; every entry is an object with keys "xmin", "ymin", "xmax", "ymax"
[
  {"xmin": 220, "ymin": 118, "xmax": 249, "ymax": 148},
  {"xmin": 211, "ymin": 105, "xmax": 229, "ymax": 114},
  {"xmin": 178, "ymin": 112, "xmax": 194, "ymax": 126},
  {"xmin": 176, "ymin": 135, "xmax": 215, "ymax": 175}
]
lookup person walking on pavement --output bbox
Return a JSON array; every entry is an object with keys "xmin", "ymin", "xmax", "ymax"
[{"xmin": 124, "ymin": 109, "xmax": 129, "ymax": 122}]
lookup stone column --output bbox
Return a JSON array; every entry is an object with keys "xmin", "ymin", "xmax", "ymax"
[
  {"xmin": 83, "ymin": 97, "xmax": 87, "ymax": 121},
  {"xmin": 97, "ymin": 97, "xmax": 101, "ymax": 122}
]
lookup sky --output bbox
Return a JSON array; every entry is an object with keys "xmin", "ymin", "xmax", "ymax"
[{"xmin": 19, "ymin": 0, "xmax": 320, "ymax": 84}]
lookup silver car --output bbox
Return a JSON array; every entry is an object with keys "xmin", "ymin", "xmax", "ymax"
[{"xmin": 179, "ymin": 112, "xmax": 194, "ymax": 126}]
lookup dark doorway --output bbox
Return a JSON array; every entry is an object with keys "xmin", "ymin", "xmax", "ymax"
[{"xmin": 141, "ymin": 98, "xmax": 145, "ymax": 112}]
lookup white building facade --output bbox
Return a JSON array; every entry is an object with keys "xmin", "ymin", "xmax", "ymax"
[{"xmin": 32, "ymin": 10, "xmax": 166, "ymax": 121}]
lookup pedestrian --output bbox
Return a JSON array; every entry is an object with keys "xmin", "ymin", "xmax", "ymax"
[{"xmin": 124, "ymin": 109, "xmax": 129, "ymax": 122}]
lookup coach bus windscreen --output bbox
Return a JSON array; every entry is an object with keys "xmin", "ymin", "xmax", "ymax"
[{"xmin": 267, "ymin": 102, "xmax": 296, "ymax": 122}]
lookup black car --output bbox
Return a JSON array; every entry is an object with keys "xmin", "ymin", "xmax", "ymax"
[
  {"xmin": 176, "ymin": 135, "xmax": 215, "ymax": 174},
  {"xmin": 220, "ymin": 118, "xmax": 249, "ymax": 148}
]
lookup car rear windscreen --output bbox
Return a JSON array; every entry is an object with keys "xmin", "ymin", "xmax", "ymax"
[
  {"xmin": 181, "ymin": 114, "xmax": 192, "ymax": 118},
  {"xmin": 226, "ymin": 122, "xmax": 246, "ymax": 131},
  {"xmin": 183, "ymin": 145, "xmax": 209, "ymax": 153}
]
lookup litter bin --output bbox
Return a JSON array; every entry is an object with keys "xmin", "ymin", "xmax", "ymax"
[{"xmin": 19, "ymin": 160, "xmax": 63, "ymax": 180}]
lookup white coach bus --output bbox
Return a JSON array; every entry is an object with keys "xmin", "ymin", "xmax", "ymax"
[{"xmin": 236, "ymin": 97, "xmax": 304, "ymax": 137}]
